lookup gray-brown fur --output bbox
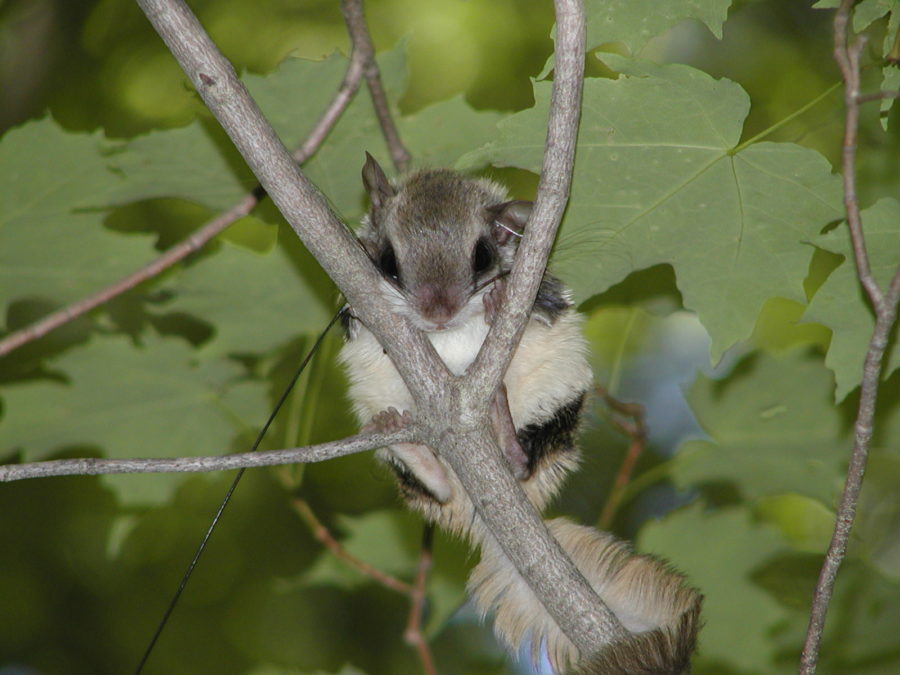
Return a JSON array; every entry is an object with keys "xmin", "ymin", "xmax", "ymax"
[{"xmin": 357, "ymin": 153, "xmax": 569, "ymax": 330}]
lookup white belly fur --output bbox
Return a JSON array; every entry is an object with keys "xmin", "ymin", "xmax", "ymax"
[{"xmin": 339, "ymin": 310, "xmax": 592, "ymax": 430}]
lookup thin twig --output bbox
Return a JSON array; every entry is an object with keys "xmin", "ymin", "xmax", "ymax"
[
  {"xmin": 292, "ymin": 496, "xmax": 437, "ymax": 672},
  {"xmin": 292, "ymin": 498, "xmax": 413, "ymax": 594},
  {"xmin": 443, "ymin": 0, "xmax": 631, "ymax": 655},
  {"xmin": 595, "ymin": 386, "xmax": 648, "ymax": 530},
  {"xmin": 799, "ymin": 2, "xmax": 900, "ymax": 672},
  {"xmin": 404, "ymin": 524, "xmax": 437, "ymax": 675},
  {"xmin": 0, "ymin": 428, "xmax": 415, "ymax": 482},
  {"xmin": 831, "ymin": 3, "xmax": 881, "ymax": 312},
  {"xmin": 342, "ymin": 0, "xmax": 410, "ymax": 173},
  {"xmin": 0, "ymin": 0, "xmax": 367, "ymax": 360}
]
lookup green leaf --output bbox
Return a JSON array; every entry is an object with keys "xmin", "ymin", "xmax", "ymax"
[
  {"xmin": 671, "ymin": 349, "xmax": 849, "ymax": 505},
  {"xmin": 110, "ymin": 121, "xmax": 256, "ymax": 211},
  {"xmin": 755, "ymin": 494, "xmax": 834, "ymax": 553},
  {"xmin": 248, "ymin": 665, "xmax": 368, "ymax": 675},
  {"xmin": 769, "ymin": 559, "xmax": 900, "ymax": 674},
  {"xmin": 254, "ymin": 47, "xmax": 504, "ymax": 223},
  {"xmin": 159, "ymin": 233, "xmax": 332, "ymax": 357},
  {"xmin": 0, "ymin": 119, "xmax": 157, "ymax": 328},
  {"xmin": 402, "ymin": 96, "xmax": 505, "ymax": 171},
  {"xmin": 108, "ymin": 53, "xmax": 360, "ymax": 216},
  {"xmin": 852, "ymin": 0, "xmax": 897, "ymax": 32},
  {"xmin": 585, "ymin": 0, "xmax": 732, "ymax": 54},
  {"xmin": 638, "ymin": 504, "xmax": 788, "ymax": 672},
  {"xmin": 0, "ymin": 334, "xmax": 267, "ymax": 505},
  {"xmin": 463, "ymin": 58, "xmax": 843, "ymax": 359},
  {"xmin": 854, "ymin": 449, "xmax": 900, "ymax": 580},
  {"xmin": 804, "ymin": 198, "xmax": 900, "ymax": 400}
]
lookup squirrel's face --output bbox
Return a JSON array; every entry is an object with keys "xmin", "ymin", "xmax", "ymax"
[{"xmin": 362, "ymin": 167, "xmax": 512, "ymax": 332}]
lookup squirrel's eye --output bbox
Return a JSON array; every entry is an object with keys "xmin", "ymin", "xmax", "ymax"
[
  {"xmin": 379, "ymin": 246, "xmax": 400, "ymax": 281},
  {"xmin": 473, "ymin": 238, "xmax": 494, "ymax": 274}
]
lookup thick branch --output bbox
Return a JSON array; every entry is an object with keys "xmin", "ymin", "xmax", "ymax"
[
  {"xmin": 0, "ymin": 429, "xmax": 413, "ymax": 482},
  {"xmin": 434, "ymin": 0, "xmax": 628, "ymax": 654},
  {"xmin": 799, "ymin": 1, "xmax": 900, "ymax": 671},
  {"xmin": 469, "ymin": 0, "xmax": 585, "ymax": 396},
  {"xmin": 134, "ymin": 0, "xmax": 444, "ymax": 404}
]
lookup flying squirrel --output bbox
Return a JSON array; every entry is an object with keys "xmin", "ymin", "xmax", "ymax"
[{"xmin": 338, "ymin": 154, "xmax": 701, "ymax": 674}]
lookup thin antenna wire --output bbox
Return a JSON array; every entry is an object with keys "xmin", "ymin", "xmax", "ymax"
[{"xmin": 135, "ymin": 307, "xmax": 346, "ymax": 674}]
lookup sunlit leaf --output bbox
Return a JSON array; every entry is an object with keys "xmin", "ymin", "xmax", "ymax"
[
  {"xmin": 585, "ymin": 0, "xmax": 732, "ymax": 53},
  {"xmin": 0, "ymin": 119, "xmax": 156, "ymax": 328},
  {"xmin": 463, "ymin": 57, "xmax": 843, "ymax": 359}
]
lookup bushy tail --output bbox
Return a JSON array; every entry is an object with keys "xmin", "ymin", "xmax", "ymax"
[{"xmin": 467, "ymin": 518, "xmax": 701, "ymax": 674}]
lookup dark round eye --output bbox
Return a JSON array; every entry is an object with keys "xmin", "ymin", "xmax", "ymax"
[
  {"xmin": 473, "ymin": 238, "xmax": 494, "ymax": 274},
  {"xmin": 379, "ymin": 245, "xmax": 400, "ymax": 281}
]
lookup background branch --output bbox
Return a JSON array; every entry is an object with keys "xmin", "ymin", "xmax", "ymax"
[
  {"xmin": 595, "ymin": 386, "xmax": 648, "ymax": 530},
  {"xmin": 342, "ymin": 0, "xmax": 411, "ymax": 173},
  {"xmin": 404, "ymin": 525, "xmax": 437, "ymax": 675},
  {"xmin": 799, "ymin": 1, "xmax": 900, "ymax": 671},
  {"xmin": 288, "ymin": 495, "xmax": 437, "ymax": 673},
  {"xmin": 0, "ymin": 0, "xmax": 371, "ymax": 359},
  {"xmin": 291, "ymin": 497, "xmax": 412, "ymax": 595}
]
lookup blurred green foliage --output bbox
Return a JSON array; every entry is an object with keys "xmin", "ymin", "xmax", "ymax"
[{"xmin": 1, "ymin": 1, "xmax": 898, "ymax": 674}]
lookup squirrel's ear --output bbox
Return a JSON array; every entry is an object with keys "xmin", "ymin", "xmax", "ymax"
[
  {"xmin": 362, "ymin": 151, "xmax": 395, "ymax": 211},
  {"xmin": 486, "ymin": 200, "xmax": 533, "ymax": 245}
]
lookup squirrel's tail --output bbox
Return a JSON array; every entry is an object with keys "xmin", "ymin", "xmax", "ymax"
[{"xmin": 467, "ymin": 518, "xmax": 702, "ymax": 674}]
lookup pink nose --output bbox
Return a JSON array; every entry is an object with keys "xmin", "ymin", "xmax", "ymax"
[{"xmin": 417, "ymin": 285, "xmax": 459, "ymax": 326}]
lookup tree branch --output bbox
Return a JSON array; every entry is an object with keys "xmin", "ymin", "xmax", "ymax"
[
  {"xmin": 799, "ymin": 2, "xmax": 900, "ymax": 671},
  {"xmin": 137, "ymin": 0, "xmax": 443, "ymax": 404},
  {"xmin": 342, "ymin": 0, "xmax": 411, "ymax": 173},
  {"xmin": 434, "ymin": 0, "xmax": 630, "ymax": 655},
  {"xmin": 0, "ymin": 0, "xmax": 370, "ymax": 360},
  {"xmin": 596, "ymin": 387, "xmax": 648, "ymax": 530},
  {"xmin": 404, "ymin": 525, "xmax": 437, "ymax": 675},
  {"xmin": 0, "ymin": 428, "xmax": 414, "ymax": 482},
  {"xmin": 87, "ymin": 0, "xmax": 622, "ymax": 660},
  {"xmin": 292, "ymin": 497, "xmax": 413, "ymax": 594},
  {"xmin": 856, "ymin": 90, "xmax": 900, "ymax": 103},
  {"xmin": 469, "ymin": 0, "xmax": 585, "ymax": 395}
]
